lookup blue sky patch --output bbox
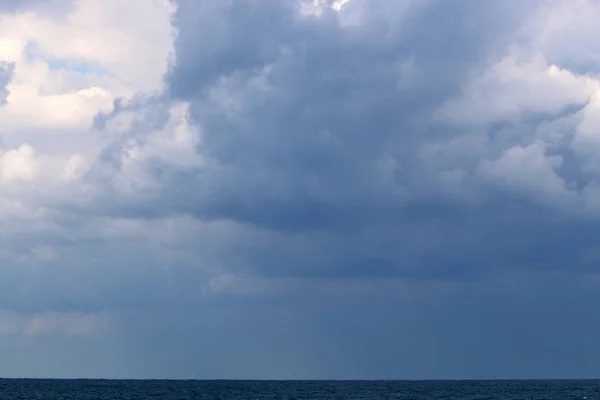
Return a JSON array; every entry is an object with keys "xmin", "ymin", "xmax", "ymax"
[{"xmin": 24, "ymin": 40, "xmax": 108, "ymax": 75}]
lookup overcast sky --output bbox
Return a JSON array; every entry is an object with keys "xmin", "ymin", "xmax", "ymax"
[{"xmin": 1, "ymin": 0, "xmax": 600, "ymax": 379}]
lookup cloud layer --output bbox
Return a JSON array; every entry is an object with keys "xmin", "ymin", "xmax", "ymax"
[{"xmin": 1, "ymin": 0, "xmax": 600, "ymax": 379}]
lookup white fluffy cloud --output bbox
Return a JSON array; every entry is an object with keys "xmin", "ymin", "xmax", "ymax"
[
  {"xmin": 438, "ymin": 55, "xmax": 600, "ymax": 126},
  {"xmin": 0, "ymin": 0, "xmax": 173, "ymax": 134}
]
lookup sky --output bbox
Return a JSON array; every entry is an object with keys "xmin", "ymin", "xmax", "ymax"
[{"xmin": 1, "ymin": 0, "xmax": 600, "ymax": 380}]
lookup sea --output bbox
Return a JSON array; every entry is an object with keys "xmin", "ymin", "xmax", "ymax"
[{"xmin": 0, "ymin": 379, "xmax": 597, "ymax": 400}]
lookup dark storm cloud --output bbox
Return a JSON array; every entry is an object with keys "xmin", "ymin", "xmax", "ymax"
[
  {"xmin": 92, "ymin": 0, "xmax": 529, "ymax": 230},
  {"xmin": 7, "ymin": 0, "xmax": 600, "ymax": 380},
  {"xmin": 78, "ymin": 0, "xmax": 595, "ymax": 285}
]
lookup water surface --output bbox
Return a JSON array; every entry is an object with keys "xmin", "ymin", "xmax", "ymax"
[{"xmin": 0, "ymin": 379, "xmax": 598, "ymax": 399}]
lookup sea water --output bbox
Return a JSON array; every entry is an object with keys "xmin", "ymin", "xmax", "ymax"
[{"xmin": 0, "ymin": 379, "xmax": 597, "ymax": 400}]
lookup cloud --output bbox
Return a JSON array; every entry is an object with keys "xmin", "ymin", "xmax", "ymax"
[
  {"xmin": 0, "ymin": 60, "xmax": 13, "ymax": 105},
  {"xmin": 0, "ymin": 311, "xmax": 108, "ymax": 336},
  {"xmin": 437, "ymin": 55, "xmax": 599, "ymax": 126},
  {"xmin": 89, "ymin": 0, "xmax": 525, "ymax": 228},
  {"xmin": 0, "ymin": 0, "xmax": 173, "ymax": 136},
  {"xmin": 0, "ymin": 0, "xmax": 73, "ymax": 14},
  {"xmin": 3, "ymin": 0, "xmax": 600, "ymax": 379},
  {"xmin": 79, "ymin": 0, "xmax": 600, "ymax": 282}
]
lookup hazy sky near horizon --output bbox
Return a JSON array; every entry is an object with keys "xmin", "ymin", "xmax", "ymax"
[{"xmin": 2, "ymin": 0, "xmax": 600, "ymax": 379}]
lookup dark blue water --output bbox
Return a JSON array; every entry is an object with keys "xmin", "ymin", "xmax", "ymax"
[{"xmin": 0, "ymin": 379, "xmax": 598, "ymax": 400}]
